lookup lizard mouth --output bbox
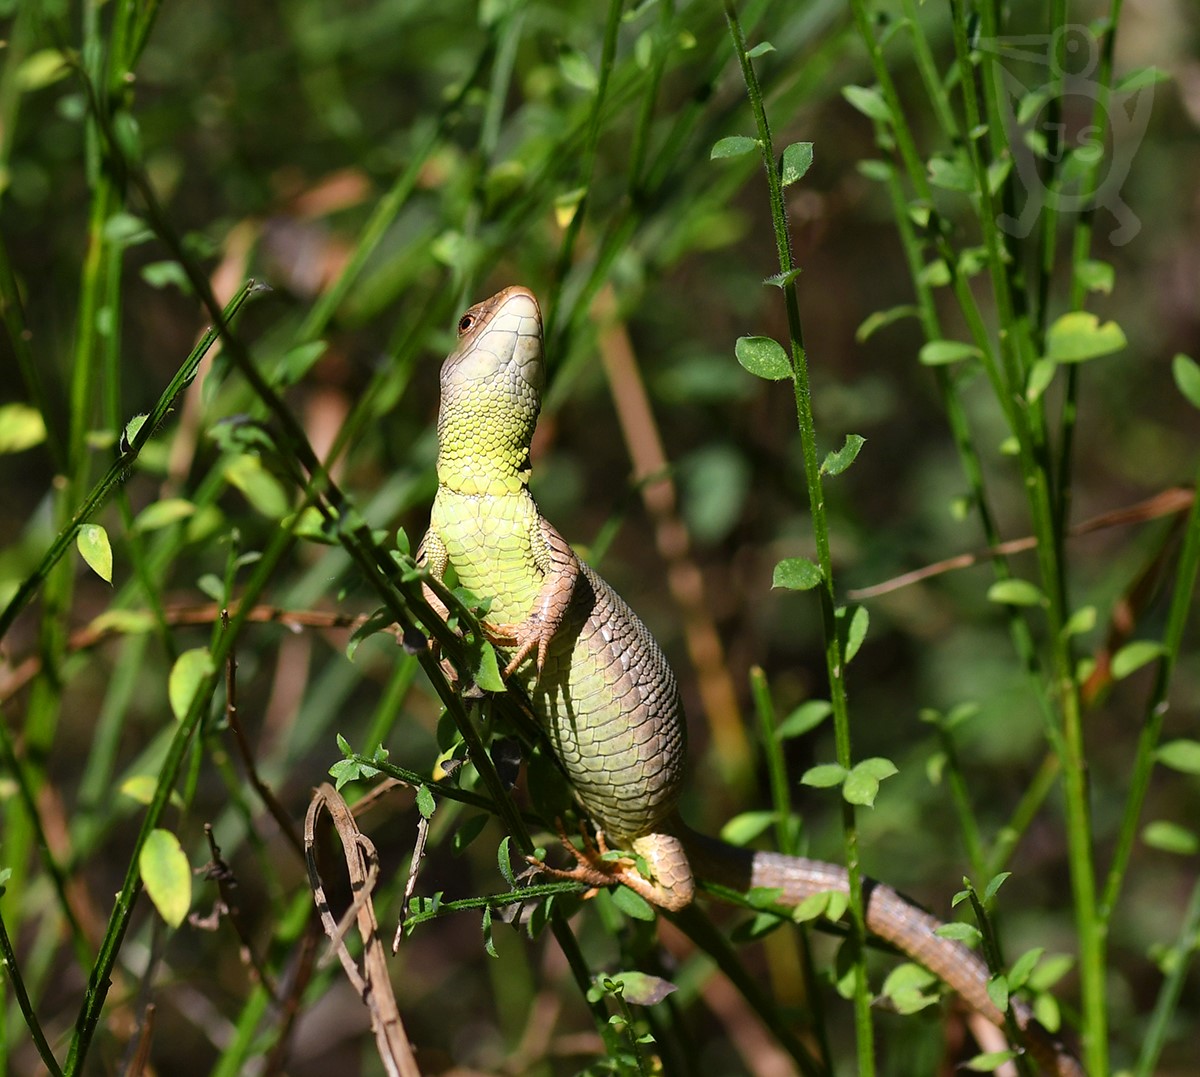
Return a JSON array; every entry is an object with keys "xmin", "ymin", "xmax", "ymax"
[{"xmin": 489, "ymin": 287, "xmax": 543, "ymax": 389}]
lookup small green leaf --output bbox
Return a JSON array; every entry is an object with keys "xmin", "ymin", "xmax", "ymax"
[
  {"xmin": 837, "ymin": 604, "xmax": 869, "ymax": 663},
  {"xmin": 1076, "ymin": 259, "xmax": 1114, "ymax": 295},
  {"xmin": 983, "ymin": 871, "xmax": 1012, "ymax": 902},
  {"xmin": 133, "ymin": 498, "xmax": 195, "ymax": 533},
  {"xmin": 607, "ymin": 970, "xmax": 677, "ymax": 1006},
  {"xmin": 1172, "ymin": 354, "xmax": 1200, "ymax": 409},
  {"xmin": 986, "ymin": 579, "xmax": 1046, "ymax": 607},
  {"xmin": 763, "ymin": 267, "xmax": 803, "ymax": 289},
  {"xmin": 934, "ymin": 922, "xmax": 982, "ymax": 945},
  {"xmin": 1110, "ymin": 639, "xmax": 1166, "ymax": 680},
  {"xmin": 0, "ymin": 403, "xmax": 47, "ymax": 454},
  {"xmin": 1026, "ymin": 357, "xmax": 1057, "ymax": 403},
  {"xmin": 776, "ymin": 699, "xmax": 832, "ymax": 740},
  {"xmin": 497, "ymin": 835, "xmax": 516, "ymax": 886},
  {"xmin": 964, "ymin": 1049, "xmax": 1020, "ymax": 1072},
  {"xmin": 735, "ymin": 335, "xmax": 792, "ymax": 380},
  {"xmin": 711, "ymin": 135, "xmax": 758, "ymax": 160},
  {"xmin": 800, "ymin": 763, "xmax": 847, "ymax": 789},
  {"xmin": 169, "ymin": 647, "xmax": 215, "ymax": 721},
  {"xmin": 772, "ymin": 557, "xmax": 823, "ymax": 590},
  {"xmin": 224, "ymin": 455, "xmax": 290, "ymax": 518},
  {"xmin": 855, "ymin": 304, "xmax": 919, "ymax": 343},
  {"xmin": 927, "ymin": 153, "xmax": 974, "ymax": 192},
  {"xmin": 780, "ymin": 141, "xmax": 814, "ymax": 186},
  {"xmin": 140, "ymin": 829, "xmax": 192, "ymax": 928},
  {"xmin": 141, "ymin": 260, "xmax": 190, "ymax": 292},
  {"xmin": 612, "ymin": 885, "xmax": 656, "ymax": 921},
  {"xmin": 1044, "ymin": 311, "xmax": 1127, "ymax": 363},
  {"xmin": 986, "ymin": 974, "xmax": 1009, "ymax": 1012},
  {"xmin": 482, "ymin": 904, "xmax": 497, "ymax": 957},
  {"xmin": 76, "ymin": 524, "xmax": 113, "ymax": 583},
  {"xmin": 918, "ymin": 259, "xmax": 951, "ymax": 287},
  {"xmin": 1115, "ymin": 66, "xmax": 1170, "ymax": 93},
  {"xmin": 1142, "ymin": 820, "xmax": 1199, "ymax": 855},
  {"xmin": 842, "ymin": 84, "xmax": 891, "ymax": 124},
  {"xmin": 919, "ymin": 340, "xmax": 980, "ymax": 366},
  {"xmin": 746, "ymin": 41, "xmax": 776, "ymax": 59},
  {"xmin": 416, "ymin": 784, "xmax": 436, "ymax": 819},
  {"xmin": 880, "ymin": 963, "xmax": 940, "ymax": 1014},
  {"xmin": 821, "ymin": 434, "xmax": 865, "ymax": 477},
  {"xmin": 472, "ymin": 640, "xmax": 507, "ymax": 693},
  {"xmin": 123, "ymin": 413, "xmax": 149, "ymax": 450},
  {"xmin": 1156, "ymin": 739, "xmax": 1200, "ymax": 775},
  {"xmin": 558, "ymin": 47, "xmax": 598, "ymax": 92},
  {"xmin": 843, "ymin": 757, "xmax": 897, "ymax": 807},
  {"xmin": 1008, "ymin": 947, "xmax": 1044, "ymax": 990},
  {"xmin": 120, "ymin": 775, "xmax": 185, "ymax": 810},
  {"xmin": 1028, "ymin": 953, "xmax": 1075, "ymax": 991},
  {"xmin": 1063, "ymin": 605, "xmax": 1097, "ymax": 637},
  {"xmin": 719, "ymin": 811, "xmax": 777, "ymax": 846}
]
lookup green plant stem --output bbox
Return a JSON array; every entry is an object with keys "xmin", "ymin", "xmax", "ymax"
[
  {"xmin": 0, "ymin": 901, "xmax": 62, "ymax": 1077},
  {"xmin": 722, "ymin": 6, "xmax": 873, "ymax": 1073},
  {"xmin": 1133, "ymin": 873, "xmax": 1200, "ymax": 1077},
  {"xmin": 1100, "ymin": 464, "xmax": 1200, "ymax": 921},
  {"xmin": 946, "ymin": 6, "xmax": 1105, "ymax": 1070}
]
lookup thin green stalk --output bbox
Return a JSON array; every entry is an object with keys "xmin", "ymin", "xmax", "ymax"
[
  {"xmin": 545, "ymin": 0, "xmax": 624, "ymax": 344},
  {"xmin": 0, "ymin": 901, "xmax": 62, "ymax": 1077},
  {"xmin": 947, "ymin": 5, "xmax": 1105, "ymax": 1069},
  {"xmin": 721, "ymin": 6, "xmax": 873, "ymax": 1072},
  {"xmin": 1100, "ymin": 463, "xmax": 1200, "ymax": 920},
  {"xmin": 1133, "ymin": 874, "xmax": 1200, "ymax": 1077}
]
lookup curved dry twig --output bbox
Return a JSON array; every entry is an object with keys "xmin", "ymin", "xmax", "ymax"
[{"xmin": 304, "ymin": 782, "xmax": 420, "ymax": 1077}]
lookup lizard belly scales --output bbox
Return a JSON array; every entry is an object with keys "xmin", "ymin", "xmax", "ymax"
[{"xmin": 432, "ymin": 482, "xmax": 686, "ymax": 844}]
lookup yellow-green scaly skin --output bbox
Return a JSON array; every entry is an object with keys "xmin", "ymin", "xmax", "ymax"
[
  {"xmin": 419, "ymin": 286, "xmax": 688, "ymax": 892},
  {"xmin": 415, "ymin": 287, "xmax": 1085, "ymax": 1075}
]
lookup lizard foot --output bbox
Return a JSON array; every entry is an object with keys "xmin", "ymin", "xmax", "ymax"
[
  {"xmin": 484, "ymin": 618, "xmax": 552, "ymax": 679},
  {"xmin": 526, "ymin": 822, "xmax": 691, "ymax": 911}
]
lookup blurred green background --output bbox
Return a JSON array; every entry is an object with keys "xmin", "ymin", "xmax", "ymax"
[{"xmin": 1, "ymin": 0, "xmax": 1198, "ymax": 1074}]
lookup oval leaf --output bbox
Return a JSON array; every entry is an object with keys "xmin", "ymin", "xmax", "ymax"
[
  {"xmin": 772, "ymin": 557, "xmax": 823, "ymax": 590},
  {"xmin": 986, "ymin": 579, "xmax": 1046, "ymax": 607},
  {"xmin": 1172, "ymin": 354, "xmax": 1200, "ymax": 409},
  {"xmin": 735, "ymin": 335, "xmax": 792, "ymax": 380},
  {"xmin": 777, "ymin": 699, "xmax": 833, "ymax": 740},
  {"xmin": 1142, "ymin": 820, "xmax": 1199, "ymax": 856},
  {"xmin": 842, "ymin": 85, "xmax": 891, "ymax": 124},
  {"xmin": 1156, "ymin": 739, "xmax": 1200, "ymax": 776},
  {"xmin": 801, "ymin": 763, "xmax": 847, "ymax": 789},
  {"xmin": 169, "ymin": 647, "xmax": 216, "ymax": 721},
  {"xmin": 720, "ymin": 810, "xmax": 777, "ymax": 846},
  {"xmin": 711, "ymin": 135, "xmax": 758, "ymax": 160},
  {"xmin": 781, "ymin": 141, "xmax": 814, "ymax": 186},
  {"xmin": 140, "ymin": 828, "xmax": 192, "ymax": 928},
  {"xmin": 605, "ymin": 970, "xmax": 677, "ymax": 1006},
  {"xmin": 919, "ymin": 340, "xmax": 981, "ymax": 367},
  {"xmin": 1044, "ymin": 311, "xmax": 1127, "ymax": 363},
  {"xmin": 1110, "ymin": 639, "xmax": 1166, "ymax": 680},
  {"xmin": 224, "ymin": 454, "xmax": 290, "ymax": 518},
  {"xmin": 133, "ymin": 498, "xmax": 196, "ymax": 533},
  {"xmin": 0, "ymin": 403, "xmax": 47, "ymax": 454},
  {"xmin": 76, "ymin": 524, "xmax": 113, "ymax": 583}
]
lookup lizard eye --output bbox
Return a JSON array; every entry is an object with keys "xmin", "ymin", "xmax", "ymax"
[{"xmin": 458, "ymin": 313, "xmax": 475, "ymax": 335}]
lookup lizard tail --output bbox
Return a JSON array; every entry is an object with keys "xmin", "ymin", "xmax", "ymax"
[{"xmin": 674, "ymin": 821, "xmax": 1085, "ymax": 1077}]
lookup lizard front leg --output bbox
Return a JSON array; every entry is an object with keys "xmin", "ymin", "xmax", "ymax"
[{"xmin": 490, "ymin": 515, "xmax": 580, "ymax": 678}]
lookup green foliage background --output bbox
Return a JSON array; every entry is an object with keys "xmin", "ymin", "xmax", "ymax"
[{"xmin": 1, "ymin": 1, "xmax": 1198, "ymax": 1074}]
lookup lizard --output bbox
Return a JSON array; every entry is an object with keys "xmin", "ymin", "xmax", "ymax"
[{"xmin": 416, "ymin": 284, "xmax": 1085, "ymax": 1077}]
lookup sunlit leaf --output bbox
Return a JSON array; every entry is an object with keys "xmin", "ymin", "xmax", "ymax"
[
  {"xmin": 76, "ymin": 524, "xmax": 113, "ymax": 583},
  {"xmin": 140, "ymin": 829, "xmax": 192, "ymax": 928}
]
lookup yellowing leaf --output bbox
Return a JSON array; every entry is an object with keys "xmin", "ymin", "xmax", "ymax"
[
  {"xmin": 1044, "ymin": 311, "xmax": 1127, "ymax": 363},
  {"xmin": 140, "ymin": 829, "xmax": 192, "ymax": 928},
  {"xmin": 169, "ymin": 648, "xmax": 215, "ymax": 721},
  {"xmin": 0, "ymin": 403, "xmax": 47, "ymax": 454},
  {"xmin": 76, "ymin": 524, "xmax": 113, "ymax": 583}
]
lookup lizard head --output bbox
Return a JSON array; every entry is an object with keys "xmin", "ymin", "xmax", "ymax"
[{"xmin": 436, "ymin": 286, "xmax": 545, "ymax": 494}]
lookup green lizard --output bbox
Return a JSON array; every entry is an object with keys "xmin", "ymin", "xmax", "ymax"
[{"xmin": 417, "ymin": 285, "xmax": 1084, "ymax": 1076}]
